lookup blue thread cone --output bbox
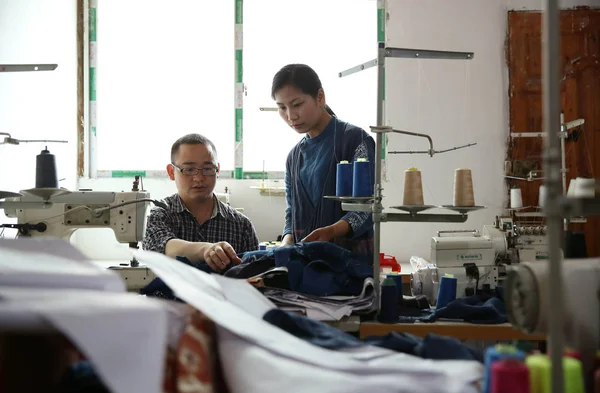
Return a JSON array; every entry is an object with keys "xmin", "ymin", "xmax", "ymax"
[
  {"xmin": 379, "ymin": 276, "xmax": 398, "ymax": 323},
  {"xmin": 483, "ymin": 345, "xmax": 526, "ymax": 393},
  {"xmin": 336, "ymin": 161, "xmax": 353, "ymax": 196},
  {"xmin": 352, "ymin": 158, "xmax": 372, "ymax": 197},
  {"xmin": 436, "ymin": 275, "xmax": 457, "ymax": 309}
]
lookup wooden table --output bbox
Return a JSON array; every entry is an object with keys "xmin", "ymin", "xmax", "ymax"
[{"xmin": 360, "ymin": 321, "xmax": 546, "ymax": 341}]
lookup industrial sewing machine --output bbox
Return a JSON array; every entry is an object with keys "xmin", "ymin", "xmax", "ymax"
[
  {"xmin": 0, "ymin": 184, "xmax": 166, "ymax": 291},
  {"xmin": 430, "ymin": 216, "xmax": 549, "ymax": 297},
  {"xmin": 2, "ymin": 190, "xmax": 152, "ymax": 244}
]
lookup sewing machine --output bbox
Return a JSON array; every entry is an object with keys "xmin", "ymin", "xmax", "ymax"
[
  {"xmin": 430, "ymin": 228, "xmax": 502, "ymax": 298},
  {"xmin": 2, "ymin": 190, "xmax": 151, "ymax": 242},
  {"xmin": 430, "ymin": 216, "xmax": 550, "ymax": 297},
  {"xmin": 1, "ymin": 189, "xmax": 162, "ymax": 291}
]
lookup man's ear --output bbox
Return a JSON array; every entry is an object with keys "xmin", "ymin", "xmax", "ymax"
[
  {"xmin": 166, "ymin": 164, "xmax": 176, "ymax": 181},
  {"xmin": 217, "ymin": 163, "xmax": 221, "ymax": 177}
]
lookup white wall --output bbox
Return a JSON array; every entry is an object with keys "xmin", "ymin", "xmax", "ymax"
[
  {"xmin": 381, "ymin": 0, "xmax": 510, "ymax": 263},
  {"xmin": 1, "ymin": 0, "xmax": 594, "ymax": 262}
]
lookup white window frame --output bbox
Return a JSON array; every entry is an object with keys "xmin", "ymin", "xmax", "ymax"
[{"xmin": 79, "ymin": 0, "xmax": 379, "ymax": 181}]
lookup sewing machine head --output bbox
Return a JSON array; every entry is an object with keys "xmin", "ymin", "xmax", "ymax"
[
  {"xmin": 428, "ymin": 216, "xmax": 552, "ymax": 297},
  {"xmin": 2, "ymin": 191, "xmax": 152, "ymax": 244},
  {"xmin": 430, "ymin": 230, "xmax": 501, "ymax": 296},
  {"xmin": 512, "ymin": 224, "xmax": 549, "ymax": 261}
]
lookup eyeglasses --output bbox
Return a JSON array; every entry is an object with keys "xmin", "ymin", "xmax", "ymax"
[{"xmin": 171, "ymin": 164, "xmax": 218, "ymax": 177}]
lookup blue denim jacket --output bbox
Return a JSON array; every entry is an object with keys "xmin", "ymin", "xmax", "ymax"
[
  {"xmin": 141, "ymin": 241, "xmax": 373, "ymax": 298},
  {"xmin": 241, "ymin": 241, "xmax": 373, "ymax": 296}
]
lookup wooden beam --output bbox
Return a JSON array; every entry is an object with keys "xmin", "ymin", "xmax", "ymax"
[{"xmin": 76, "ymin": 0, "xmax": 85, "ymax": 177}]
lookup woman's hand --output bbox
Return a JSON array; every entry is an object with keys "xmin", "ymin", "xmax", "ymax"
[
  {"xmin": 280, "ymin": 234, "xmax": 294, "ymax": 246},
  {"xmin": 301, "ymin": 220, "xmax": 351, "ymax": 243},
  {"xmin": 301, "ymin": 226, "xmax": 336, "ymax": 242}
]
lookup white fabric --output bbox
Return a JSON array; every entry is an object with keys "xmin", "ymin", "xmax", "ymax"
[
  {"xmin": 0, "ymin": 239, "xmax": 168, "ymax": 393},
  {"xmin": 0, "ymin": 238, "xmax": 125, "ymax": 292},
  {"xmin": 219, "ymin": 328, "xmax": 481, "ymax": 393},
  {"xmin": 135, "ymin": 249, "xmax": 483, "ymax": 393},
  {"xmin": 0, "ymin": 288, "xmax": 168, "ymax": 393}
]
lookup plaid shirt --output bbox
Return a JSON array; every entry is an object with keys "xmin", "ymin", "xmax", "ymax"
[{"xmin": 142, "ymin": 194, "xmax": 259, "ymax": 255}]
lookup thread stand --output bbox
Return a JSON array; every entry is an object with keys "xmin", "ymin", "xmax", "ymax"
[
  {"xmin": 389, "ymin": 205, "xmax": 436, "ymax": 214},
  {"xmin": 337, "ymin": 43, "xmax": 482, "ymax": 309}
]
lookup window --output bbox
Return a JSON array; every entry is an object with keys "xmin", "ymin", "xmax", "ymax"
[
  {"xmin": 243, "ymin": 0, "xmax": 377, "ymax": 172},
  {"xmin": 96, "ymin": 1, "xmax": 234, "ymax": 171}
]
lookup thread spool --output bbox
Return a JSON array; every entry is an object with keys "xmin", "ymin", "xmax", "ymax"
[
  {"xmin": 525, "ymin": 354, "xmax": 550, "ymax": 393},
  {"xmin": 525, "ymin": 354, "xmax": 585, "ymax": 393},
  {"xmin": 435, "ymin": 274, "xmax": 457, "ymax": 309},
  {"xmin": 574, "ymin": 177, "xmax": 595, "ymax": 198},
  {"xmin": 352, "ymin": 158, "xmax": 372, "ymax": 197},
  {"xmin": 483, "ymin": 345, "xmax": 526, "ymax": 393},
  {"xmin": 510, "ymin": 187, "xmax": 523, "ymax": 209},
  {"xmin": 563, "ymin": 357, "xmax": 585, "ymax": 393},
  {"xmin": 538, "ymin": 185, "xmax": 547, "ymax": 208},
  {"xmin": 490, "ymin": 359, "xmax": 530, "ymax": 393},
  {"xmin": 378, "ymin": 276, "xmax": 398, "ymax": 323},
  {"xmin": 35, "ymin": 148, "xmax": 59, "ymax": 189},
  {"xmin": 336, "ymin": 161, "xmax": 353, "ymax": 197},
  {"xmin": 403, "ymin": 168, "xmax": 424, "ymax": 205},
  {"xmin": 567, "ymin": 178, "xmax": 579, "ymax": 197},
  {"xmin": 453, "ymin": 168, "xmax": 475, "ymax": 207}
]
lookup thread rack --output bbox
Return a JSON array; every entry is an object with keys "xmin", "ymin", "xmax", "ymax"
[{"xmin": 335, "ymin": 44, "xmax": 484, "ymax": 302}]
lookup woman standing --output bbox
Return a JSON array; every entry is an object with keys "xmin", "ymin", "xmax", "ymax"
[{"xmin": 272, "ymin": 64, "xmax": 375, "ymax": 262}]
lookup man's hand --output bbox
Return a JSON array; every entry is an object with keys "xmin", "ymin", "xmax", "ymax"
[{"xmin": 203, "ymin": 241, "xmax": 242, "ymax": 272}]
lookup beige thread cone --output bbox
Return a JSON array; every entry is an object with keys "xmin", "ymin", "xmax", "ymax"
[
  {"xmin": 453, "ymin": 168, "xmax": 475, "ymax": 207},
  {"xmin": 403, "ymin": 168, "xmax": 425, "ymax": 205}
]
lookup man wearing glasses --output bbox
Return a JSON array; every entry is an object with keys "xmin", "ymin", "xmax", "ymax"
[{"xmin": 142, "ymin": 133, "xmax": 259, "ymax": 272}]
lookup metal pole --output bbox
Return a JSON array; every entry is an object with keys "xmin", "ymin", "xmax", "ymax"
[
  {"xmin": 542, "ymin": 1, "xmax": 565, "ymax": 392},
  {"xmin": 560, "ymin": 112, "xmax": 567, "ymax": 195},
  {"xmin": 234, "ymin": 0, "xmax": 244, "ymax": 179},
  {"xmin": 377, "ymin": 0, "xmax": 387, "ymax": 179},
  {"xmin": 560, "ymin": 112, "xmax": 568, "ymax": 231},
  {"xmin": 373, "ymin": 42, "xmax": 385, "ymax": 305},
  {"xmin": 89, "ymin": 0, "xmax": 97, "ymax": 178}
]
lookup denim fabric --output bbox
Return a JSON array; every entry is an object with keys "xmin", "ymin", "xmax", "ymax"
[
  {"xmin": 272, "ymin": 242, "xmax": 373, "ymax": 296},
  {"xmin": 414, "ymin": 334, "xmax": 484, "ymax": 363},
  {"xmin": 142, "ymin": 242, "xmax": 373, "ymax": 299},
  {"xmin": 263, "ymin": 308, "xmax": 364, "ymax": 349},
  {"xmin": 298, "ymin": 118, "xmax": 336, "ymax": 209},
  {"xmin": 224, "ymin": 259, "xmax": 274, "ymax": 279},
  {"xmin": 263, "ymin": 309, "xmax": 483, "ymax": 363},
  {"xmin": 398, "ymin": 294, "xmax": 507, "ymax": 325}
]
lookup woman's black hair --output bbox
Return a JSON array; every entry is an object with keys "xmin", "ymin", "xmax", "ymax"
[{"xmin": 271, "ymin": 64, "xmax": 336, "ymax": 117}]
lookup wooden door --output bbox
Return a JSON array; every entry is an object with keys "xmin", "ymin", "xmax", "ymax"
[{"xmin": 507, "ymin": 8, "xmax": 600, "ymax": 257}]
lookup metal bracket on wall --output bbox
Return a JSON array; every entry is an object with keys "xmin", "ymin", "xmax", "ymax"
[
  {"xmin": 371, "ymin": 126, "xmax": 476, "ymax": 157},
  {"xmin": 338, "ymin": 47, "xmax": 474, "ymax": 78},
  {"xmin": 0, "ymin": 64, "xmax": 57, "ymax": 72}
]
